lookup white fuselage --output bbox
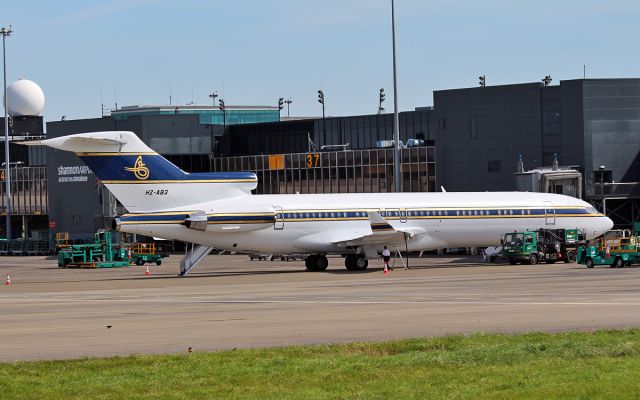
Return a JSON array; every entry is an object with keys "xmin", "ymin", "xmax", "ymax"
[{"xmin": 117, "ymin": 191, "xmax": 612, "ymax": 256}]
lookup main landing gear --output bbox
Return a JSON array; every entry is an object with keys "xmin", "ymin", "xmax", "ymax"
[
  {"xmin": 305, "ymin": 255, "xmax": 329, "ymax": 272},
  {"xmin": 344, "ymin": 254, "xmax": 368, "ymax": 271}
]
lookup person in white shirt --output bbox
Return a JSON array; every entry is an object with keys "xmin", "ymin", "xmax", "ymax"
[{"xmin": 382, "ymin": 246, "xmax": 391, "ymax": 271}]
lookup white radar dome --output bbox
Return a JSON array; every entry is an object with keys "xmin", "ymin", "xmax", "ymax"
[{"xmin": 6, "ymin": 79, "xmax": 45, "ymax": 116}]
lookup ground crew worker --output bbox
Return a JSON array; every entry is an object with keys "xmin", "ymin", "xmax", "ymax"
[{"xmin": 382, "ymin": 246, "xmax": 391, "ymax": 272}]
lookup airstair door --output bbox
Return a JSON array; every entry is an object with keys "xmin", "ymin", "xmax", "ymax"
[
  {"xmin": 274, "ymin": 206, "xmax": 285, "ymax": 230},
  {"xmin": 544, "ymin": 201, "xmax": 555, "ymax": 225}
]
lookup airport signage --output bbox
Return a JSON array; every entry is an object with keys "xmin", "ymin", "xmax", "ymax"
[{"xmin": 57, "ymin": 165, "xmax": 93, "ymax": 183}]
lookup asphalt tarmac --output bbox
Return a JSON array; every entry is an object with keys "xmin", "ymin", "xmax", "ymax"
[{"xmin": 1, "ymin": 254, "xmax": 639, "ymax": 361}]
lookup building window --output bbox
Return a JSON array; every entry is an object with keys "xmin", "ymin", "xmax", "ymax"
[{"xmin": 488, "ymin": 161, "xmax": 501, "ymax": 172}]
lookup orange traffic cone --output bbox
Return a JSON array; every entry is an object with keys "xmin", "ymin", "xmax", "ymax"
[
  {"xmin": 605, "ymin": 246, "xmax": 611, "ymax": 258},
  {"xmin": 383, "ymin": 264, "xmax": 389, "ymax": 275},
  {"xmin": 144, "ymin": 266, "xmax": 151, "ymax": 276},
  {"xmin": 5, "ymin": 274, "xmax": 11, "ymax": 285}
]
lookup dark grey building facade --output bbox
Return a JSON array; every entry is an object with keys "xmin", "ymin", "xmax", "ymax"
[{"xmin": 430, "ymin": 79, "xmax": 640, "ymax": 226}]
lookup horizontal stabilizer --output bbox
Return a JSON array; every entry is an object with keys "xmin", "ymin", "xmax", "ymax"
[{"xmin": 35, "ymin": 131, "xmax": 147, "ymax": 153}]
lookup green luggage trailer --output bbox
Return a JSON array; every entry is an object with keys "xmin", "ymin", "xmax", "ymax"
[{"xmin": 577, "ymin": 233, "xmax": 640, "ymax": 268}]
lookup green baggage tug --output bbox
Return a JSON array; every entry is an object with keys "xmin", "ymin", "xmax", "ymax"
[{"xmin": 577, "ymin": 230, "xmax": 640, "ymax": 268}]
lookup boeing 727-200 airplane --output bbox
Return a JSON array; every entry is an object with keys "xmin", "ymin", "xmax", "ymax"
[{"xmin": 36, "ymin": 131, "xmax": 613, "ymax": 275}]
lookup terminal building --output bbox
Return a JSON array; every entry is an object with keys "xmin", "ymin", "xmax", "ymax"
[{"xmin": 2, "ymin": 78, "xmax": 639, "ymax": 240}]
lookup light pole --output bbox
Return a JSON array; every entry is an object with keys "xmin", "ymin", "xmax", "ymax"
[
  {"xmin": 208, "ymin": 92, "xmax": 218, "ymax": 155},
  {"xmin": 1, "ymin": 25, "xmax": 12, "ymax": 239},
  {"xmin": 278, "ymin": 97, "xmax": 284, "ymax": 118},
  {"xmin": 391, "ymin": 0, "xmax": 401, "ymax": 192},
  {"xmin": 378, "ymin": 88, "xmax": 385, "ymax": 114},
  {"xmin": 317, "ymin": 90, "xmax": 325, "ymax": 145},
  {"xmin": 219, "ymin": 98, "xmax": 226, "ymax": 132},
  {"xmin": 208, "ymin": 91, "xmax": 218, "ymax": 106},
  {"xmin": 284, "ymin": 98, "xmax": 292, "ymax": 118}
]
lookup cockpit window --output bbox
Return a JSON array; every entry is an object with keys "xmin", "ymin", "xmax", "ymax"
[{"xmin": 585, "ymin": 206, "xmax": 598, "ymax": 214}]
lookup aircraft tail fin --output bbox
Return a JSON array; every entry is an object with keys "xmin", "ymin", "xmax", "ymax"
[{"xmin": 38, "ymin": 131, "xmax": 257, "ymax": 212}]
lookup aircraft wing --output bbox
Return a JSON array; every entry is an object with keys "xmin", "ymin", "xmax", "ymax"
[
  {"xmin": 294, "ymin": 211, "xmax": 425, "ymax": 250},
  {"xmin": 334, "ymin": 211, "xmax": 425, "ymax": 247}
]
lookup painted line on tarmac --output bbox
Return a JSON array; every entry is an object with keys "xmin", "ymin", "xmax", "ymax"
[
  {"xmin": 3, "ymin": 298, "xmax": 638, "ymax": 307},
  {"xmin": 194, "ymin": 299, "xmax": 640, "ymax": 306}
]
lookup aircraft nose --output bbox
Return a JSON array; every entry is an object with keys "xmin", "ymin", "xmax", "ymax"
[{"xmin": 599, "ymin": 215, "xmax": 614, "ymax": 236}]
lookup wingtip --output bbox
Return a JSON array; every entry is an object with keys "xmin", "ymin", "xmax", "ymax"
[{"xmin": 16, "ymin": 140, "xmax": 44, "ymax": 146}]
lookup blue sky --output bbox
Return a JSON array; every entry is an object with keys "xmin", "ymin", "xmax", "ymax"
[{"xmin": 4, "ymin": 0, "xmax": 640, "ymax": 123}]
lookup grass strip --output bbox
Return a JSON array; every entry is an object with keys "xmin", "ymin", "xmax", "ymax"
[{"xmin": 1, "ymin": 329, "xmax": 640, "ymax": 399}]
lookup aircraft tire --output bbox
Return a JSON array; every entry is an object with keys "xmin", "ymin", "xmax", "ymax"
[
  {"xmin": 316, "ymin": 255, "xmax": 329, "ymax": 271},
  {"xmin": 344, "ymin": 255, "xmax": 358, "ymax": 271},
  {"xmin": 355, "ymin": 256, "xmax": 368, "ymax": 271},
  {"xmin": 305, "ymin": 255, "xmax": 317, "ymax": 271},
  {"xmin": 306, "ymin": 255, "xmax": 328, "ymax": 272},
  {"xmin": 345, "ymin": 255, "xmax": 368, "ymax": 271}
]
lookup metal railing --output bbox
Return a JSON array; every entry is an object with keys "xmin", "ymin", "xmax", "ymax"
[
  {"xmin": 212, "ymin": 146, "xmax": 436, "ymax": 194},
  {"xmin": 0, "ymin": 166, "xmax": 48, "ymax": 215}
]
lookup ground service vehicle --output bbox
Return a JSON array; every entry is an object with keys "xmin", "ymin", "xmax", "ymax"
[
  {"xmin": 54, "ymin": 232, "xmax": 72, "ymax": 254},
  {"xmin": 578, "ymin": 231, "xmax": 640, "ymax": 268},
  {"xmin": 502, "ymin": 229, "xmax": 585, "ymax": 265},
  {"xmin": 128, "ymin": 242, "xmax": 169, "ymax": 266},
  {"xmin": 58, "ymin": 230, "xmax": 168, "ymax": 268}
]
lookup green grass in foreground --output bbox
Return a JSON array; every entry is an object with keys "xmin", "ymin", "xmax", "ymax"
[{"xmin": 2, "ymin": 330, "xmax": 640, "ymax": 399}]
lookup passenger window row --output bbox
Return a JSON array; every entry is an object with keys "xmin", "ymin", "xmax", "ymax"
[{"xmin": 280, "ymin": 208, "xmax": 557, "ymax": 220}]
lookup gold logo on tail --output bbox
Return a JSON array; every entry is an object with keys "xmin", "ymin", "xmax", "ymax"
[{"xmin": 124, "ymin": 156, "xmax": 150, "ymax": 180}]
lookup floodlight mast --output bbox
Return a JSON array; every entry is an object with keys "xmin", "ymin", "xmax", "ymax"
[
  {"xmin": 391, "ymin": 1, "xmax": 401, "ymax": 192},
  {"xmin": 1, "ymin": 25, "xmax": 12, "ymax": 239}
]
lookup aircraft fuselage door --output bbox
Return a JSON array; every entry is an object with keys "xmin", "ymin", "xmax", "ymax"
[
  {"xmin": 399, "ymin": 208, "xmax": 407, "ymax": 223},
  {"xmin": 274, "ymin": 206, "xmax": 284, "ymax": 230},
  {"xmin": 544, "ymin": 201, "xmax": 555, "ymax": 225},
  {"xmin": 384, "ymin": 208, "xmax": 399, "ymax": 221}
]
